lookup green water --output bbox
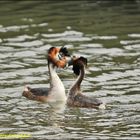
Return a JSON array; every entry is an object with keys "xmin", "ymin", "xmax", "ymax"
[{"xmin": 0, "ymin": 1, "xmax": 140, "ymax": 140}]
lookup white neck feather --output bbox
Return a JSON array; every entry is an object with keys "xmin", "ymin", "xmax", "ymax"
[{"xmin": 48, "ymin": 62, "xmax": 66, "ymax": 102}]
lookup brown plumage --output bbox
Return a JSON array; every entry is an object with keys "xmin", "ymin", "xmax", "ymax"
[{"xmin": 67, "ymin": 57, "xmax": 105, "ymax": 109}]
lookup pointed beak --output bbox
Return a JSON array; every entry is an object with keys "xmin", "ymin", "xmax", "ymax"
[{"xmin": 65, "ymin": 56, "xmax": 77, "ymax": 67}]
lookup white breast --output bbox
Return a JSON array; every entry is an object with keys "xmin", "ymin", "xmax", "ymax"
[{"xmin": 48, "ymin": 63, "xmax": 67, "ymax": 102}]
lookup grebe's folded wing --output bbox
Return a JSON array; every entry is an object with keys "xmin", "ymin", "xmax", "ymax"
[
  {"xmin": 28, "ymin": 87, "xmax": 50, "ymax": 96},
  {"xmin": 76, "ymin": 94, "xmax": 103, "ymax": 106},
  {"xmin": 86, "ymin": 96, "xmax": 103, "ymax": 105}
]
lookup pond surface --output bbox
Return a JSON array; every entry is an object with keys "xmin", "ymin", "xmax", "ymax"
[{"xmin": 0, "ymin": 1, "xmax": 140, "ymax": 140}]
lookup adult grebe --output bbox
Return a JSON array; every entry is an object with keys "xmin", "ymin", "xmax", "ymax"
[
  {"xmin": 67, "ymin": 57, "xmax": 105, "ymax": 109},
  {"xmin": 22, "ymin": 47, "xmax": 72, "ymax": 103}
]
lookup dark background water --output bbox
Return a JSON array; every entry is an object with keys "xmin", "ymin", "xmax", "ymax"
[{"xmin": 0, "ymin": 1, "xmax": 140, "ymax": 139}]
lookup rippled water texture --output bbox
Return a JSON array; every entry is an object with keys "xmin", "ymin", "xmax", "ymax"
[{"xmin": 0, "ymin": 1, "xmax": 140, "ymax": 140}]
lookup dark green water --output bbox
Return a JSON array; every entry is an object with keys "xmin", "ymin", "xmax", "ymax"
[{"xmin": 0, "ymin": 1, "xmax": 140, "ymax": 139}]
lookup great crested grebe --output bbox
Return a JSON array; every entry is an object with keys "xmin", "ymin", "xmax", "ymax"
[
  {"xmin": 67, "ymin": 57, "xmax": 105, "ymax": 109},
  {"xmin": 22, "ymin": 47, "xmax": 72, "ymax": 103}
]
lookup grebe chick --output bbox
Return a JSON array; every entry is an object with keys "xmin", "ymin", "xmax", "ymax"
[
  {"xmin": 22, "ymin": 47, "xmax": 72, "ymax": 103},
  {"xmin": 67, "ymin": 57, "xmax": 105, "ymax": 109}
]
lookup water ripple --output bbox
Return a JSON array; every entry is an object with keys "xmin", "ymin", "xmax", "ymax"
[{"xmin": 0, "ymin": 1, "xmax": 140, "ymax": 139}]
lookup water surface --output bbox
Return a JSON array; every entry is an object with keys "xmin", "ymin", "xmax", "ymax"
[{"xmin": 0, "ymin": 1, "xmax": 140, "ymax": 139}]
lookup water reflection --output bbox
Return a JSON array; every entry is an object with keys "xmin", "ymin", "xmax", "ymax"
[{"xmin": 0, "ymin": 1, "xmax": 140, "ymax": 139}]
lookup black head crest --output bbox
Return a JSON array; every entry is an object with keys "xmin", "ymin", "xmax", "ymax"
[
  {"xmin": 72, "ymin": 57, "xmax": 88, "ymax": 75},
  {"xmin": 60, "ymin": 47, "xmax": 70, "ymax": 56}
]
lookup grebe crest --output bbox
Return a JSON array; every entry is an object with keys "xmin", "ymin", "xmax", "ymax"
[{"xmin": 72, "ymin": 57, "xmax": 87, "ymax": 75}]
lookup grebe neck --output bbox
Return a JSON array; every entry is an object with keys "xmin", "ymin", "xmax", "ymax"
[
  {"xmin": 48, "ymin": 61, "xmax": 66, "ymax": 101},
  {"xmin": 70, "ymin": 64, "xmax": 85, "ymax": 95}
]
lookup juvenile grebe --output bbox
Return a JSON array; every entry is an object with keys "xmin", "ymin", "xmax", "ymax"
[
  {"xmin": 67, "ymin": 57, "xmax": 105, "ymax": 109},
  {"xmin": 22, "ymin": 47, "xmax": 72, "ymax": 103}
]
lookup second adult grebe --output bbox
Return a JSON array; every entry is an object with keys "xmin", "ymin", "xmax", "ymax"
[
  {"xmin": 22, "ymin": 47, "xmax": 72, "ymax": 103},
  {"xmin": 67, "ymin": 57, "xmax": 105, "ymax": 109}
]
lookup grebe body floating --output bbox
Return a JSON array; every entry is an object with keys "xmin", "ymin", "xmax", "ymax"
[
  {"xmin": 23, "ymin": 47, "xmax": 72, "ymax": 103},
  {"xmin": 67, "ymin": 57, "xmax": 106, "ymax": 109}
]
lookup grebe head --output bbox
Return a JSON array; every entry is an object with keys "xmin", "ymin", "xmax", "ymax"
[
  {"xmin": 72, "ymin": 57, "xmax": 87, "ymax": 75},
  {"xmin": 47, "ymin": 47, "xmax": 72, "ymax": 68}
]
